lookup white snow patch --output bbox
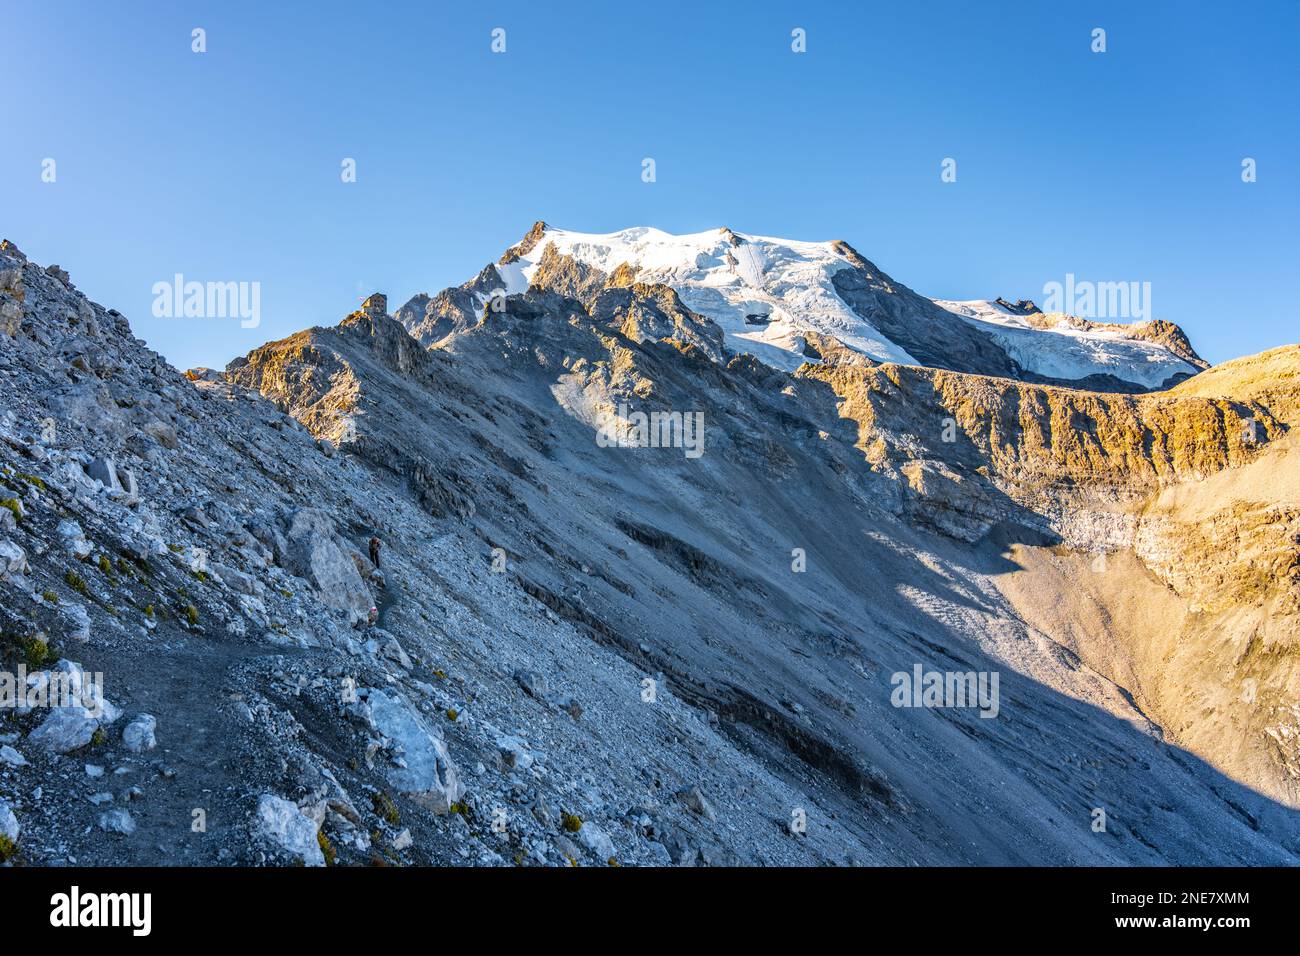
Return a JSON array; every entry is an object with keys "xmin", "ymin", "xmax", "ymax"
[{"xmin": 936, "ymin": 299, "xmax": 1198, "ymax": 389}]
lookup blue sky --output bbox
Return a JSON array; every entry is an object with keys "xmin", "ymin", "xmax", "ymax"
[{"xmin": 2, "ymin": 0, "xmax": 1296, "ymax": 371}]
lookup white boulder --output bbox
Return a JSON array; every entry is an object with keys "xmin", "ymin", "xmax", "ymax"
[
  {"xmin": 256, "ymin": 794, "xmax": 324, "ymax": 866},
  {"xmin": 0, "ymin": 539, "xmax": 27, "ymax": 578},
  {"xmin": 98, "ymin": 808, "xmax": 136, "ymax": 835},
  {"xmin": 0, "ymin": 799, "xmax": 19, "ymax": 845},
  {"xmin": 25, "ymin": 660, "xmax": 120, "ymax": 753},
  {"xmin": 122, "ymin": 714, "xmax": 157, "ymax": 753},
  {"xmin": 56, "ymin": 519, "xmax": 93, "ymax": 559}
]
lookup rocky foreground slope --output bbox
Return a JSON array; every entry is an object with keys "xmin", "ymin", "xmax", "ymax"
[{"xmin": 0, "ymin": 231, "xmax": 1297, "ymax": 866}]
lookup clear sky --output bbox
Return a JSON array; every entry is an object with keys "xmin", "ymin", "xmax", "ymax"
[{"xmin": 2, "ymin": 0, "xmax": 1296, "ymax": 371}]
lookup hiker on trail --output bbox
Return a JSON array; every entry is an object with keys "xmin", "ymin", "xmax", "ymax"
[
  {"xmin": 369, "ymin": 536, "xmax": 381, "ymax": 568},
  {"xmin": 367, "ymin": 606, "xmax": 378, "ymax": 627}
]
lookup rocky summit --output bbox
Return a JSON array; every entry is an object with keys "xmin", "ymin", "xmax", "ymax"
[{"xmin": 0, "ymin": 226, "xmax": 1297, "ymax": 868}]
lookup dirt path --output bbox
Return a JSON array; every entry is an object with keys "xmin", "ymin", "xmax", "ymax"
[{"xmin": 21, "ymin": 625, "xmax": 300, "ymax": 866}]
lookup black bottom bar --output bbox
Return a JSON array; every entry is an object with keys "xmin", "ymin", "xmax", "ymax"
[{"xmin": 0, "ymin": 866, "xmax": 1285, "ymax": 940}]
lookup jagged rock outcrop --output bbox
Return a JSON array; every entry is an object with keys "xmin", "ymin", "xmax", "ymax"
[
  {"xmin": 529, "ymin": 241, "xmax": 612, "ymax": 305},
  {"xmin": 799, "ymin": 357, "xmax": 1281, "ymax": 532},
  {"xmin": 396, "ymin": 263, "xmax": 503, "ymax": 348},
  {"xmin": 826, "ymin": 250, "xmax": 1022, "ymax": 381},
  {"xmin": 587, "ymin": 283, "xmax": 726, "ymax": 363},
  {"xmin": 499, "ymin": 219, "xmax": 548, "ymax": 264}
]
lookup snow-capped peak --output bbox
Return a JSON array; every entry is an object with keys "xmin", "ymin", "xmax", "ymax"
[
  {"xmin": 496, "ymin": 224, "xmax": 917, "ymax": 371},
  {"xmin": 487, "ymin": 223, "xmax": 1202, "ymax": 390}
]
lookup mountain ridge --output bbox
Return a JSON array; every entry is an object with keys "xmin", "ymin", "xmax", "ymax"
[
  {"xmin": 1, "ymin": 233, "xmax": 1297, "ymax": 868},
  {"xmin": 397, "ymin": 222, "xmax": 1206, "ymax": 392}
]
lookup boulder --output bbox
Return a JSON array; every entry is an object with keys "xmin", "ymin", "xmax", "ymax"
[
  {"xmin": 0, "ymin": 297, "xmax": 22, "ymax": 338},
  {"xmin": 367, "ymin": 690, "xmax": 463, "ymax": 813},
  {"xmin": 85, "ymin": 457, "xmax": 122, "ymax": 493},
  {"xmin": 281, "ymin": 508, "xmax": 373, "ymax": 623},
  {"xmin": 62, "ymin": 602, "xmax": 91, "ymax": 642},
  {"xmin": 25, "ymin": 661, "xmax": 120, "ymax": 753},
  {"xmin": 56, "ymin": 519, "xmax": 93, "ymax": 558},
  {"xmin": 577, "ymin": 820, "xmax": 615, "ymax": 859},
  {"xmin": 381, "ymin": 636, "xmax": 411, "ymax": 669},
  {"xmin": 27, "ymin": 708, "xmax": 99, "ymax": 753},
  {"xmin": 98, "ymin": 809, "xmax": 136, "ymax": 835},
  {"xmin": 0, "ymin": 798, "xmax": 18, "ymax": 845},
  {"xmin": 678, "ymin": 786, "xmax": 717, "ymax": 822},
  {"xmin": 256, "ymin": 794, "xmax": 324, "ymax": 866},
  {"xmin": 247, "ymin": 516, "xmax": 287, "ymax": 563},
  {"xmin": 179, "ymin": 504, "xmax": 210, "ymax": 530},
  {"xmin": 0, "ymin": 539, "xmax": 27, "ymax": 579},
  {"xmin": 494, "ymin": 733, "xmax": 535, "ymax": 771},
  {"xmin": 119, "ymin": 467, "xmax": 139, "ymax": 502},
  {"xmin": 0, "ymin": 266, "xmax": 22, "ymax": 322},
  {"xmin": 122, "ymin": 714, "xmax": 157, "ymax": 753},
  {"xmin": 513, "ymin": 670, "xmax": 549, "ymax": 700},
  {"xmin": 55, "ymin": 660, "xmax": 118, "ymax": 720},
  {"xmin": 211, "ymin": 562, "xmax": 257, "ymax": 596},
  {"xmin": 300, "ymin": 766, "xmax": 362, "ymax": 827},
  {"xmin": 143, "ymin": 420, "xmax": 178, "ymax": 449}
]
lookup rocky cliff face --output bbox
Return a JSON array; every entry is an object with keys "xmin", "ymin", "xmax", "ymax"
[
  {"xmin": 800, "ymin": 346, "xmax": 1300, "ymax": 805},
  {"xmin": 1, "ymin": 231, "xmax": 1297, "ymax": 867}
]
